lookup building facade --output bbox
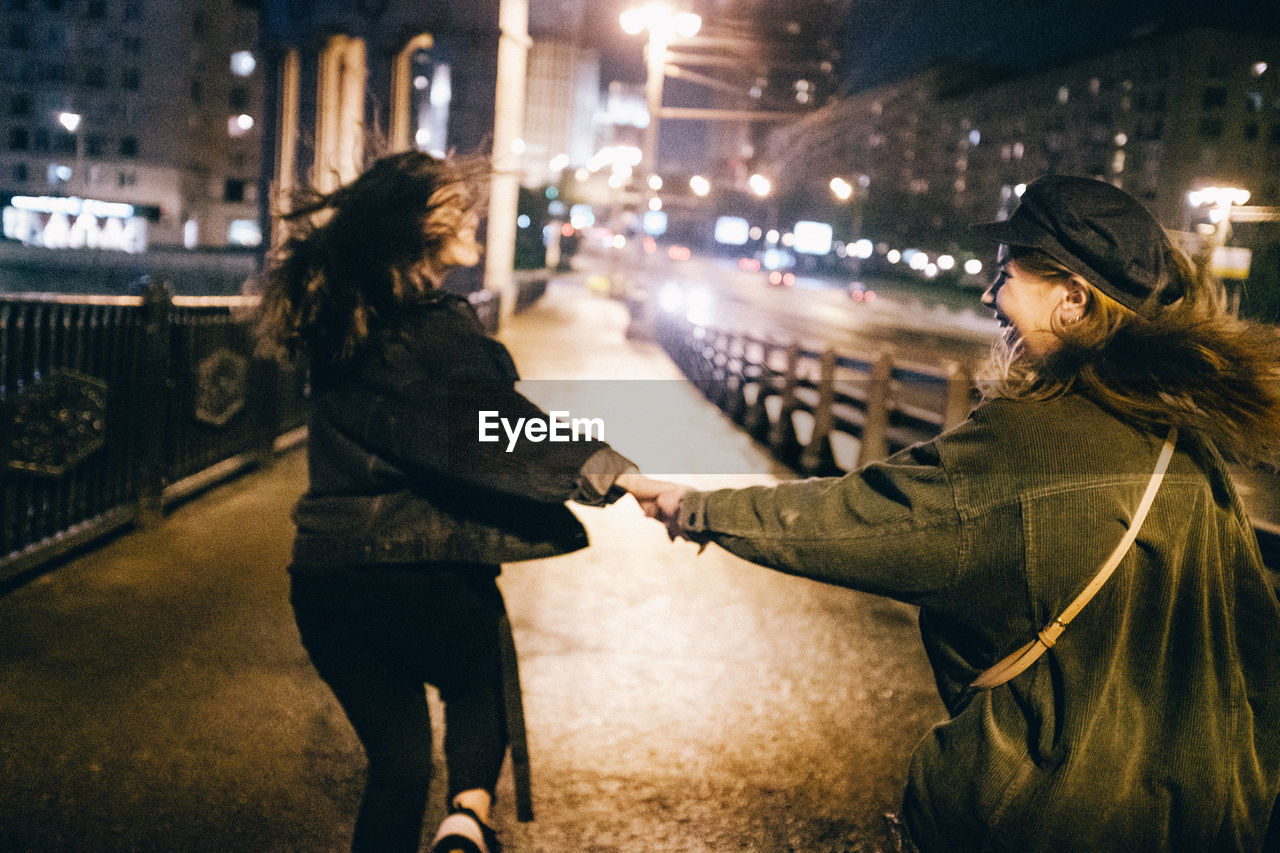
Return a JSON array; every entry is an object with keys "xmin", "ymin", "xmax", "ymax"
[
  {"xmin": 763, "ymin": 26, "xmax": 1280, "ymax": 256},
  {"xmin": 1, "ymin": 0, "xmax": 263, "ymax": 249}
]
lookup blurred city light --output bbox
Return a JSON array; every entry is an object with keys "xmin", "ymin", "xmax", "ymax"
[
  {"xmin": 58, "ymin": 112, "xmax": 82, "ymax": 132},
  {"xmin": 684, "ymin": 287, "xmax": 713, "ymax": 325},
  {"xmin": 964, "ymin": 258, "xmax": 984, "ymax": 275},
  {"xmin": 648, "ymin": 175, "xmax": 663, "ymax": 191},
  {"xmin": 793, "ymin": 221, "xmax": 833, "ymax": 255},
  {"xmin": 643, "ymin": 209, "xmax": 668, "ymax": 235},
  {"xmin": 689, "ymin": 175, "xmax": 711, "ymax": 196},
  {"xmin": 829, "ymin": 177, "xmax": 853, "ymax": 201},
  {"xmin": 569, "ymin": 204, "xmax": 595, "ymax": 229},
  {"xmin": 230, "ymin": 50, "xmax": 256, "ymax": 77},
  {"xmin": 1188, "ymin": 186, "xmax": 1251, "ymax": 208},
  {"xmin": 620, "ymin": 4, "xmax": 701, "ymax": 39},
  {"xmin": 748, "ymin": 173, "xmax": 772, "ymax": 197},
  {"xmin": 714, "ymin": 216, "xmax": 750, "ymax": 245}
]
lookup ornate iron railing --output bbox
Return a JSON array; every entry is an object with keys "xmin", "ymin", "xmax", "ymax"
[{"xmin": 0, "ymin": 285, "xmax": 308, "ymax": 583}]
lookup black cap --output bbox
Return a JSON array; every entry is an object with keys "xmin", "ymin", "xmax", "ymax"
[{"xmin": 972, "ymin": 175, "xmax": 1183, "ymax": 313}]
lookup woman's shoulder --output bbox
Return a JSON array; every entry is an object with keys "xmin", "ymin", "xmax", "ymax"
[
  {"xmin": 944, "ymin": 395, "xmax": 1158, "ymax": 481},
  {"xmin": 377, "ymin": 294, "xmax": 516, "ymax": 380}
]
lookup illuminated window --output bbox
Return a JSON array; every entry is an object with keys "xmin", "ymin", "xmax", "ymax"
[
  {"xmin": 227, "ymin": 113, "xmax": 254, "ymax": 137},
  {"xmin": 230, "ymin": 51, "xmax": 256, "ymax": 77},
  {"xmin": 227, "ymin": 219, "xmax": 262, "ymax": 246}
]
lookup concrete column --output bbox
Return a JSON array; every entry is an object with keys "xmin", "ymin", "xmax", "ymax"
[{"xmin": 484, "ymin": 0, "xmax": 530, "ymax": 322}]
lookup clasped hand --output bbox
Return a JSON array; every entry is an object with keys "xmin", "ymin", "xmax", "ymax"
[{"xmin": 614, "ymin": 472, "xmax": 690, "ymax": 541}]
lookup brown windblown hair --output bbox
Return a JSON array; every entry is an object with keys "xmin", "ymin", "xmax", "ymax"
[
  {"xmin": 978, "ymin": 245, "xmax": 1280, "ymax": 468},
  {"xmin": 255, "ymin": 150, "xmax": 488, "ymax": 363}
]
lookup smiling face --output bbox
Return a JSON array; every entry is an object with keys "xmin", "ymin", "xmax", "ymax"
[{"xmin": 982, "ymin": 246, "xmax": 1088, "ymax": 356}]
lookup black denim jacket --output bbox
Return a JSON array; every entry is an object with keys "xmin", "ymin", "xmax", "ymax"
[{"xmin": 291, "ymin": 292, "xmax": 633, "ymax": 569}]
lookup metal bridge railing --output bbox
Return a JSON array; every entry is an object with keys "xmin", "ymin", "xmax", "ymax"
[{"xmin": 0, "ymin": 284, "xmax": 307, "ymax": 583}]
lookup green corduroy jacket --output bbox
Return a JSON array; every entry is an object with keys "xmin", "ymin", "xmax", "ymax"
[{"xmin": 678, "ymin": 394, "xmax": 1280, "ymax": 852}]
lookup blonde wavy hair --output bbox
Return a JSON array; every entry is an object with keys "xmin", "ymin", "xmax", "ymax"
[
  {"xmin": 978, "ymin": 245, "xmax": 1280, "ymax": 467},
  {"xmin": 255, "ymin": 150, "xmax": 489, "ymax": 363}
]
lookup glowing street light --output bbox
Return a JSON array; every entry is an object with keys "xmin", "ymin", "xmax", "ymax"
[
  {"xmin": 1188, "ymin": 185, "xmax": 1251, "ymax": 245},
  {"xmin": 58, "ymin": 111, "xmax": 82, "ymax": 132},
  {"xmin": 748, "ymin": 173, "xmax": 771, "ymax": 197},
  {"xmin": 829, "ymin": 177, "xmax": 853, "ymax": 201},
  {"xmin": 620, "ymin": 3, "xmax": 702, "ymax": 187}
]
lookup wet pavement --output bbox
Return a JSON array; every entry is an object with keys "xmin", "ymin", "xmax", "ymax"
[{"xmin": 0, "ymin": 276, "xmax": 973, "ymax": 851}]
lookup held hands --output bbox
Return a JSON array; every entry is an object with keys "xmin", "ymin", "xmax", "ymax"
[{"xmin": 614, "ymin": 472, "xmax": 692, "ymax": 541}]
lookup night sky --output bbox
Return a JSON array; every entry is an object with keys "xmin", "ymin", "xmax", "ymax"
[{"xmin": 838, "ymin": 0, "xmax": 1280, "ymax": 91}]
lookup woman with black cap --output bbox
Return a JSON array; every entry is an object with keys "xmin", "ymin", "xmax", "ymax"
[{"xmin": 628, "ymin": 175, "xmax": 1280, "ymax": 851}]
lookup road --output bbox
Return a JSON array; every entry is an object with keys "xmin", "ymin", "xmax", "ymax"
[{"xmin": 595, "ymin": 250, "xmax": 1002, "ymax": 371}]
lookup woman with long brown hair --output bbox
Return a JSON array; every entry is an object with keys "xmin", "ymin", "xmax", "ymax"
[
  {"xmin": 630, "ymin": 175, "xmax": 1280, "ymax": 850},
  {"xmin": 258, "ymin": 150, "xmax": 654, "ymax": 853}
]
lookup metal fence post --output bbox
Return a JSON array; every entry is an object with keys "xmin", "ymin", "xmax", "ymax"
[
  {"xmin": 855, "ymin": 352, "xmax": 893, "ymax": 466},
  {"xmin": 767, "ymin": 342, "xmax": 802, "ymax": 466},
  {"xmin": 799, "ymin": 348, "xmax": 839, "ymax": 476},
  {"xmin": 248, "ymin": 355, "xmax": 281, "ymax": 467},
  {"xmin": 942, "ymin": 361, "xmax": 974, "ymax": 431},
  {"xmin": 135, "ymin": 280, "xmax": 173, "ymax": 527}
]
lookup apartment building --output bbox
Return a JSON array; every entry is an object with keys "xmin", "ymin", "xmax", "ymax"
[
  {"xmin": 764, "ymin": 26, "xmax": 1280, "ymax": 251},
  {"xmin": 0, "ymin": 0, "xmax": 263, "ymax": 248}
]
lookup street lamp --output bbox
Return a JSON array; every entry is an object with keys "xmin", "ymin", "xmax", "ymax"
[
  {"xmin": 58, "ymin": 111, "xmax": 84, "ymax": 189},
  {"xmin": 620, "ymin": 3, "xmax": 701, "ymax": 186},
  {"xmin": 1188, "ymin": 185, "xmax": 1251, "ymax": 312},
  {"xmin": 1188, "ymin": 185, "xmax": 1250, "ymax": 247}
]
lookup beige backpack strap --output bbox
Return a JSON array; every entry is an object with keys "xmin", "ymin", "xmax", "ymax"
[{"xmin": 970, "ymin": 427, "xmax": 1178, "ymax": 690}]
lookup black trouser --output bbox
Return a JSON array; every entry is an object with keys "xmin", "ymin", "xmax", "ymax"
[{"xmin": 290, "ymin": 561, "xmax": 508, "ymax": 853}]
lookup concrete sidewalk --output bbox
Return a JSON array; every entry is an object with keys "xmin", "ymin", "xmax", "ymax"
[{"xmin": 0, "ymin": 277, "xmax": 943, "ymax": 852}]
